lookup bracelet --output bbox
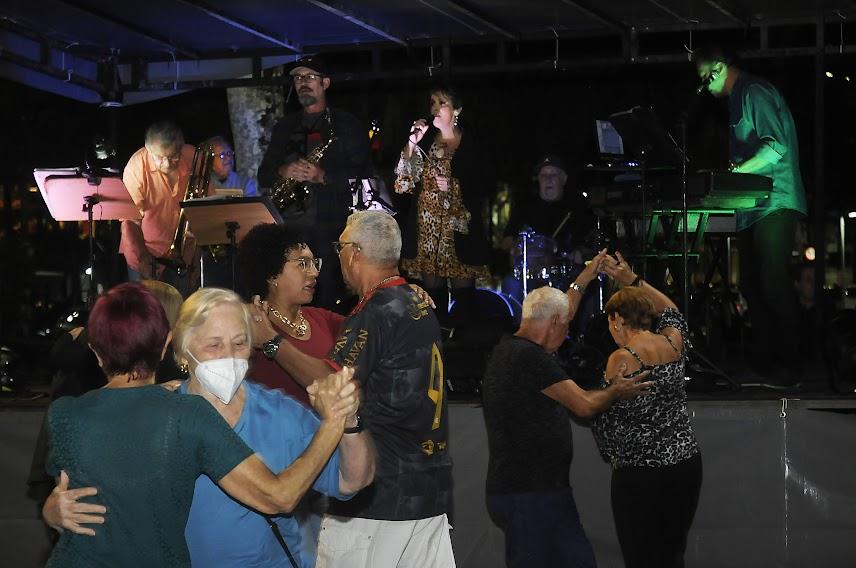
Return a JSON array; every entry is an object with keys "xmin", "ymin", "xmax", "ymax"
[
  {"xmin": 630, "ymin": 275, "xmax": 642, "ymax": 287},
  {"xmin": 568, "ymin": 282, "xmax": 585, "ymax": 294}
]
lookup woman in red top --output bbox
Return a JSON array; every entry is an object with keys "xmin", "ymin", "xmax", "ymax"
[{"xmin": 238, "ymin": 224, "xmax": 345, "ymax": 407}]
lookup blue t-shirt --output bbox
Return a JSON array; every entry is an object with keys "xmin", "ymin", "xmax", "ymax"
[
  {"xmin": 181, "ymin": 380, "xmax": 349, "ymax": 568},
  {"xmin": 211, "ymin": 170, "xmax": 259, "ymax": 196}
]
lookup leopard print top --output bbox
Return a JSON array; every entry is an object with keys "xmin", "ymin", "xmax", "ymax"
[{"xmin": 592, "ymin": 308, "xmax": 700, "ymax": 469}]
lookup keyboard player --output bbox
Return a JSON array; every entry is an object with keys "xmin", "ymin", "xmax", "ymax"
[{"xmin": 695, "ymin": 45, "xmax": 807, "ymax": 384}]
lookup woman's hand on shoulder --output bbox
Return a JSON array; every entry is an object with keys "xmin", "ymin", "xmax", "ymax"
[{"xmin": 409, "ymin": 283, "xmax": 437, "ymax": 309}]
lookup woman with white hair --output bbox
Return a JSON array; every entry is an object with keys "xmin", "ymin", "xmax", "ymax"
[{"xmin": 43, "ymin": 283, "xmax": 366, "ymax": 567}]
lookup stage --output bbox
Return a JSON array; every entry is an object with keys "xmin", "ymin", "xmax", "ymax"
[{"xmin": 3, "ymin": 396, "xmax": 856, "ymax": 567}]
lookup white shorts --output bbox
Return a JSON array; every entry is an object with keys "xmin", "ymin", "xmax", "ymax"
[{"xmin": 316, "ymin": 513, "xmax": 456, "ymax": 568}]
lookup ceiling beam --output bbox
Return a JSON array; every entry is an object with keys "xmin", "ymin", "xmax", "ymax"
[
  {"xmin": 302, "ymin": 1, "xmax": 408, "ymax": 46},
  {"xmin": 645, "ymin": 0, "xmax": 688, "ymax": 23},
  {"xmin": 704, "ymin": 0, "xmax": 744, "ymax": 26},
  {"xmin": 174, "ymin": 0, "xmax": 301, "ymax": 52},
  {"xmin": 557, "ymin": 0, "xmax": 625, "ymax": 33},
  {"xmin": 56, "ymin": 0, "xmax": 200, "ymax": 58},
  {"xmin": 416, "ymin": 0, "xmax": 517, "ymax": 40},
  {"xmin": 0, "ymin": 49, "xmax": 106, "ymax": 94}
]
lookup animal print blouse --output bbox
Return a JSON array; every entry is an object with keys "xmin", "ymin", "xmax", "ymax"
[{"xmin": 592, "ymin": 308, "xmax": 700, "ymax": 469}]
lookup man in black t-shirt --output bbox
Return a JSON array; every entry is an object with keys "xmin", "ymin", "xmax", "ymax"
[
  {"xmin": 251, "ymin": 211, "xmax": 453, "ymax": 567},
  {"xmin": 483, "ymin": 285, "xmax": 648, "ymax": 568}
]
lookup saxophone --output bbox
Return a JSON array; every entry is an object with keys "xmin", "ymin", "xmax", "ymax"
[
  {"xmin": 271, "ymin": 114, "xmax": 336, "ymax": 211},
  {"xmin": 162, "ymin": 143, "xmax": 213, "ymax": 275}
]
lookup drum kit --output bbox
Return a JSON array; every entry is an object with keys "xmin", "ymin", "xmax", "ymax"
[{"xmin": 510, "ymin": 227, "xmax": 583, "ymax": 299}]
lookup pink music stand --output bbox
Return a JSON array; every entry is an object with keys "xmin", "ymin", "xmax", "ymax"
[{"xmin": 34, "ymin": 168, "xmax": 140, "ymax": 296}]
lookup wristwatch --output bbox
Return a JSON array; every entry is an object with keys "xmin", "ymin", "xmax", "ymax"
[
  {"xmin": 262, "ymin": 334, "xmax": 284, "ymax": 360},
  {"xmin": 344, "ymin": 415, "xmax": 363, "ymax": 434}
]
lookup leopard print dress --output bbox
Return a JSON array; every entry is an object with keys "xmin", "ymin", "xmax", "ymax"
[
  {"xmin": 394, "ymin": 139, "xmax": 490, "ymax": 280},
  {"xmin": 592, "ymin": 308, "xmax": 700, "ymax": 469}
]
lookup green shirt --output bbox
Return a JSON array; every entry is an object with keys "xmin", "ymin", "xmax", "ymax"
[
  {"xmin": 46, "ymin": 385, "xmax": 254, "ymax": 567},
  {"xmin": 729, "ymin": 72, "xmax": 807, "ymax": 230}
]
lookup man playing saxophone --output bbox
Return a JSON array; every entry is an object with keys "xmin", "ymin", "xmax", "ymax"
[
  {"xmin": 120, "ymin": 121, "xmax": 198, "ymax": 295},
  {"xmin": 258, "ymin": 56, "xmax": 372, "ymax": 312}
]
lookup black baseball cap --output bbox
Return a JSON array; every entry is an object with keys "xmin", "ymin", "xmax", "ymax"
[
  {"xmin": 534, "ymin": 154, "xmax": 566, "ymax": 174},
  {"xmin": 288, "ymin": 56, "xmax": 330, "ymax": 77}
]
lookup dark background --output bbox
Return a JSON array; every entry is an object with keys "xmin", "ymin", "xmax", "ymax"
[{"xmin": 1, "ymin": 54, "xmax": 854, "ymax": 384}]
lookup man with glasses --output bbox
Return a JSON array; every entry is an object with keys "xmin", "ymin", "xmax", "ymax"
[
  {"xmin": 694, "ymin": 45, "xmax": 807, "ymax": 386},
  {"xmin": 120, "ymin": 121, "xmax": 196, "ymax": 293},
  {"xmin": 199, "ymin": 136, "xmax": 259, "ymax": 288},
  {"xmin": 204, "ymin": 135, "xmax": 259, "ymax": 197},
  {"xmin": 258, "ymin": 56, "xmax": 372, "ymax": 313},
  {"xmin": 249, "ymin": 211, "xmax": 454, "ymax": 567}
]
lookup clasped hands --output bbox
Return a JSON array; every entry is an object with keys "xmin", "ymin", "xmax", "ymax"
[
  {"xmin": 574, "ymin": 249, "xmax": 639, "ymax": 289},
  {"xmin": 308, "ymin": 366, "xmax": 361, "ymax": 429},
  {"xmin": 279, "ymin": 158, "xmax": 325, "ymax": 184}
]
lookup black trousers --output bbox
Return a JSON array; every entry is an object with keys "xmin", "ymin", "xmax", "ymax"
[
  {"xmin": 611, "ymin": 453, "xmax": 703, "ymax": 568},
  {"xmin": 738, "ymin": 209, "xmax": 801, "ymax": 380}
]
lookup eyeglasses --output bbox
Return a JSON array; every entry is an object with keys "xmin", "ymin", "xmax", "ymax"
[
  {"xmin": 293, "ymin": 73, "xmax": 323, "ymax": 84},
  {"xmin": 332, "ymin": 241, "xmax": 360, "ymax": 255},
  {"xmin": 216, "ymin": 151, "xmax": 234, "ymax": 160},
  {"xmin": 150, "ymin": 152, "xmax": 181, "ymax": 165},
  {"xmin": 284, "ymin": 257, "xmax": 322, "ymax": 272}
]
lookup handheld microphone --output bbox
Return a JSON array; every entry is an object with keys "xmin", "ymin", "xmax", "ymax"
[
  {"xmin": 410, "ymin": 118, "xmax": 429, "ymax": 136},
  {"xmin": 695, "ymin": 70, "xmax": 718, "ymax": 95}
]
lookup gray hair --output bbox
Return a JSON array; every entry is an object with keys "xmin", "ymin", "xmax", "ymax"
[
  {"xmin": 172, "ymin": 287, "xmax": 251, "ymax": 365},
  {"xmin": 145, "ymin": 121, "xmax": 184, "ymax": 149},
  {"xmin": 346, "ymin": 211, "xmax": 401, "ymax": 267},
  {"xmin": 522, "ymin": 287, "xmax": 570, "ymax": 322}
]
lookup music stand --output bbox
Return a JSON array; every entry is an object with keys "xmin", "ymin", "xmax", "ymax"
[
  {"xmin": 34, "ymin": 168, "xmax": 140, "ymax": 301},
  {"xmin": 182, "ymin": 196, "xmax": 283, "ymax": 289}
]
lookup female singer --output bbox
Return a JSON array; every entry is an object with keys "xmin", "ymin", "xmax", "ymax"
[{"xmin": 394, "ymin": 85, "xmax": 492, "ymax": 326}]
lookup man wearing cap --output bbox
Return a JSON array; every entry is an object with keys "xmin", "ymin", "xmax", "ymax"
[
  {"xmin": 258, "ymin": 56, "xmax": 372, "ymax": 311},
  {"xmin": 501, "ymin": 155, "xmax": 596, "ymax": 305}
]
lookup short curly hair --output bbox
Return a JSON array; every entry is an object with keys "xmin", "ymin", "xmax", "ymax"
[
  {"xmin": 237, "ymin": 223, "xmax": 307, "ymax": 300},
  {"xmin": 604, "ymin": 287, "xmax": 657, "ymax": 331}
]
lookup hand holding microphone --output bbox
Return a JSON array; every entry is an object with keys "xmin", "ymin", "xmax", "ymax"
[{"xmin": 408, "ymin": 118, "xmax": 430, "ymax": 146}]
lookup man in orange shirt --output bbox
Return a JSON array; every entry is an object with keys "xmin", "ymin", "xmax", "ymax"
[{"xmin": 120, "ymin": 121, "xmax": 197, "ymax": 293}]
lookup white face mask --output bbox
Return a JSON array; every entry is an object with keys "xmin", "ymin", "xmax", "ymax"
[{"xmin": 189, "ymin": 352, "xmax": 248, "ymax": 404}]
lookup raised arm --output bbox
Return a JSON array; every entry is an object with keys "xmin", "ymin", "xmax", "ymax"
[
  {"xmin": 248, "ymin": 297, "xmax": 332, "ymax": 387},
  {"xmin": 601, "ymin": 251, "xmax": 678, "ymax": 313},
  {"xmin": 305, "ymin": 378, "xmax": 376, "ymax": 495},
  {"xmin": 217, "ymin": 367, "xmax": 359, "ymax": 514},
  {"xmin": 566, "ymin": 248, "xmax": 607, "ymax": 321}
]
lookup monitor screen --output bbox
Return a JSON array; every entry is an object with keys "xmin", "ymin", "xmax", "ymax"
[{"xmin": 595, "ymin": 119, "xmax": 625, "ymax": 156}]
